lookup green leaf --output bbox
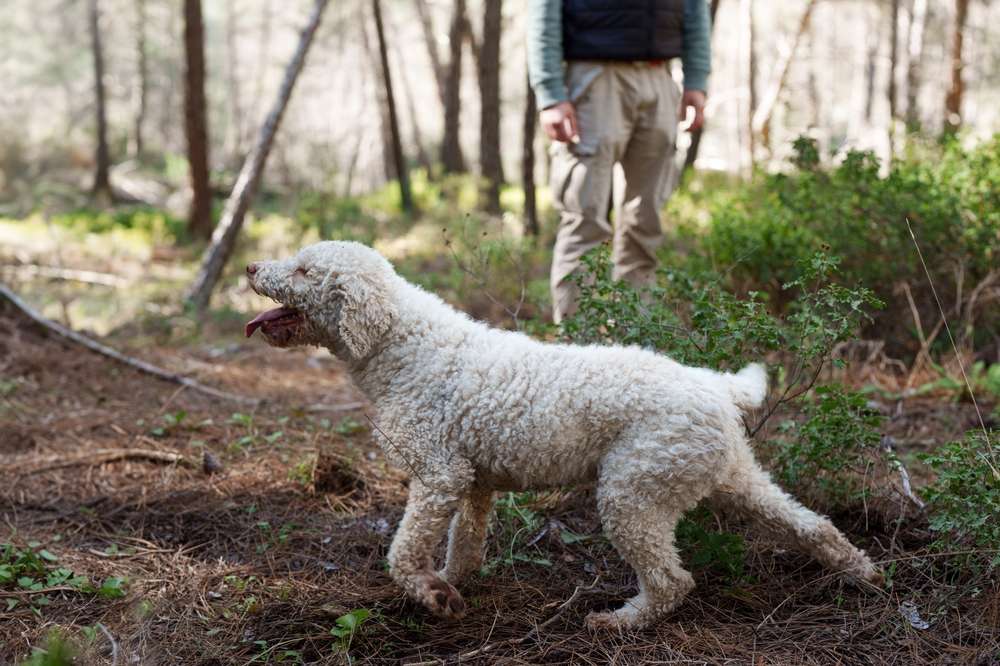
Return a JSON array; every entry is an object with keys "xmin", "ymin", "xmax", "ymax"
[{"xmin": 97, "ymin": 576, "xmax": 127, "ymax": 599}]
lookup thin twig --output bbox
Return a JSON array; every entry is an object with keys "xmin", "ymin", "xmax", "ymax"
[
  {"xmin": 904, "ymin": 218, "xmax": 995, "ymax": 470},
  {"xmin": 0, "ymin": 283, "xmax": 260, "ymax": 405}
]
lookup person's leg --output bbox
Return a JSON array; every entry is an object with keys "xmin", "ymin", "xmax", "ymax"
[
  {"xmin": 549, "ymin": 63, "xmax": 629, "ymax": 324},
  {"xmin": 613, "ymin": 67, "xmax": 681, "ymax": 289}
]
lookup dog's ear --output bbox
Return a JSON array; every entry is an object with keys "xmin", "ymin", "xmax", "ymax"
[{"xmin": 336, "ymin": 273, "xmax": 397, "ymax": 360}]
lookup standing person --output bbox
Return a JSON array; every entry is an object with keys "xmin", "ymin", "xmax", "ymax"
[{"xmin": 528, "ymin": 0, "xmax": 712, "ymax": 323}]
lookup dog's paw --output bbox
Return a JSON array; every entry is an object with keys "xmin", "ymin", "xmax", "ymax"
[
  {"xmin": 415, "ymin": 574, "xmax": 466, "ymax": 619},
  {"xmin": 585, "ymin": 609, "xmax": 642, "ymax": 632}
]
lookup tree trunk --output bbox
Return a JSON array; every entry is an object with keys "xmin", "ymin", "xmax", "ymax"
[
  {"xmin": 392, "ymin": 38, "xmax": 433, "ymax": 175},
  {"xmin": 522, "ymin": 70, "xmax": 538, "ymax": 237},
  {"xmin": 184, "ymin": 0, "xmax": 213, "ymax": 240},
  {"xmin": 905, "ymin": 0, "xmax": 928, "ymax": 130},
  {"xmin": 750, "ymin": 0, "xmax": 817, "ymax": 143},
  {"xmin": 478, "ymin": 0, "xmax": 503, "ymax": 213},
  {"xmin": 414, "ymin": 0, "xmax": 447, "ymax": 108},
  {"xmin": 944, "ymin": 0, "xmax": 969, "ymax": 133},
  {"xmin": 225, "ymin": 0, "xmax": 246, "ymax": 164},
  {"xmin": 372, "ymin": 0, "xmax": 414, "ymax": 213},
  {"xmin": 88, "ymin": 0, "xmax": 112, "ymax": 200},
  {"xmin": 683, "ymin": 0, "xmax": 721, "ymax": 175},
  {"xmin": 441, "ymin": 0, "xmax": 467, "ymax": 173},
  {"xmin": 133, "ymin": 0, "xmax": 149, "ymax": 159},
  {"xmin": 746, "ymin": 0, "xmax": 758, "ymax": 160},
  {"xmin": 888, "ymin": 0, "xmax": 901, "ymax": 153},
  {"xmin": 359, "ymin": 7, "xmax": 395, "ymax": 182},
  {"xmin": 185, "ymin": 0, "xmax": 331, "ymax": 313},
  {"xmin": 863, "ymin": 7, "xmax": 879, "ymax": 124}
]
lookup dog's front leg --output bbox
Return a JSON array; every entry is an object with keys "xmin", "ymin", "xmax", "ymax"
[{"xmin": 388, "ymin": 480, "xmax": 468, "ymax": 619}]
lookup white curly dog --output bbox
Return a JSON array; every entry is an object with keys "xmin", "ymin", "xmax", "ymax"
[{"xmin": 245, "ymin": 241, "xmax": 881, "ymax": 630}]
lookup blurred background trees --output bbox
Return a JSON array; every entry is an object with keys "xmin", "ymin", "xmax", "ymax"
[{"xmin": 4, "ymin": 0, "xmax": 998, "ymax": 214}]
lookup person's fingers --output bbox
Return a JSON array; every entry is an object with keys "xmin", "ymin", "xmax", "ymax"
[
  {"xmin": 688, "ymin": 104, "xmax": 705, "ymax": 132},
  {"xmin": 551, "ymin": 120, "xmax": 569, "ymax": 143},
  {"xmin": 566, "ymin": 106, "xmax": 579, "ymax": 142},
  {"xmin": 543, "ymin": 120, "xmax": 560, "ymax": 141}
]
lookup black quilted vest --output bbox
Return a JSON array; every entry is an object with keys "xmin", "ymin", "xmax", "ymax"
[{"xmin": 562, "ymin": 0, "xmax": 685, "ymax": 61}]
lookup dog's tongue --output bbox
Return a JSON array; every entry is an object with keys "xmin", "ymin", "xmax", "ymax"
[{"xmin": 245, "ymin": 307, "xmax": 298, "ymax": 338}]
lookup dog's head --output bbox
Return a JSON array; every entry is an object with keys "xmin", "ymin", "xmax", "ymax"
[{"xmin": 245, "ymin": 241, "xmax": 398, "ymax": 361}]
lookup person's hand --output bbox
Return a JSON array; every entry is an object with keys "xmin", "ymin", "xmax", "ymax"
[
  {"xmin": 540, "ymin": 101, "xmax": 579, "ymax": 143},
  {"xmin": 680, "ymin": 89, "xmax": 706, "ymax": 132}
]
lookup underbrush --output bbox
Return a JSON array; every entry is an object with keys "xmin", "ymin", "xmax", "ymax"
[
  {"xmin": 669, "ymin": 135, "xmax": 1000, "ymax": 358},
  {"xmin": 562, "ymin": 243, "xmax": 1000, "ymax": 571}
]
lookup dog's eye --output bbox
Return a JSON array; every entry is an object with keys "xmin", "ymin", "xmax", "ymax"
[{"xmin": 295, "ymin": 267, "xmax": 310, "ymax": 277}]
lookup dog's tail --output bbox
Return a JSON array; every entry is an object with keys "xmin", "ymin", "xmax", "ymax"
[{"xmin": 726, "ymin": 363, "xmax": 768, "ymax": 410}]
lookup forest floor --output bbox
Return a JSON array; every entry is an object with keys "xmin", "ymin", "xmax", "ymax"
[{"xmin": 2, "ymin": 283, "xmax": 999, "ymax": 665}]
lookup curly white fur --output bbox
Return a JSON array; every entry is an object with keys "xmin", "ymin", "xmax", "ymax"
[{"xmin": 246, "ymin": 241, "xmax": 882, "ymax": 629}]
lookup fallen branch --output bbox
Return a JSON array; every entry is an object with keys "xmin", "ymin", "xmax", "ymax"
[
  {"xmin": 0, "ymin": 282, "xmax": 259, "ymax": 405},
  {"xmin": 2, "ymin": 448, "xmax": 197, "ymax": 476},
  {"xmin": 1, "ymin": 264, "xmax": 129, "ymax": 287}
]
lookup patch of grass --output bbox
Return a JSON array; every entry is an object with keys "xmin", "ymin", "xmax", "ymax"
[{"xmin": 330, "ymin": 608, "xmax": 375, "ymax": 655}]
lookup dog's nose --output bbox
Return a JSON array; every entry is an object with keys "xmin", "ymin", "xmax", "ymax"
[{"xmin": 246, "ymin": 263, "xmax": 258, "ymax": 276}]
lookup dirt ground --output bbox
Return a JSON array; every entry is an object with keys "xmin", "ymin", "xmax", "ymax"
[{"xmin": 2, "ymin": 298, "xmax": 998, "ymax": 665}]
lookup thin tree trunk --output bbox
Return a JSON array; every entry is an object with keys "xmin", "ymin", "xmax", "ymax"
[
  {"xmin": 478, "ymin": 0, "xmax": 503, "ymax": 213},
  {"xmin": 463, "ymin": 14, "xmax": 482, "ymax": 75},
  {"xmin": 185, "ymin": 0, "xmax": 331, "ymax": 313},
  {"xmin": 184, "ymin": 0, "xmax": 213, "ymax": 240},
  {"xmin": 888, "ymin": 0, "xmax": 901, "ymax": 153},
  {"xmin": 414, "ymin": 0, "xmax": 447, "ymax": 108},
  {"xmin": 372, "ymin": 0, "xmax": 413, "ymax": 213},
  {"xmin": 133, "ymin": 0, "xmax": 149, "ymax": 159},
  {"xmin": 254, "ymin": 0, "xmax": 274, "ymax": 128},
  {"xmin": 751, "ymin": 0, "xmax": 817, "ymax": 143},
  {"xmin": 441, "ymin": 0, "xmax": 467, "ymax": 173},
  {"xmin": 225, "ymin": 0, "xmax": 246, "ymax": 164},
  {"xmin": 905, "ymin": 0, "xmax": 928, "ymax": 130},
  {"xmin": 683, "ymin": 0, "xmax": 721, "ymax": 175},
  {"xmin": 392, "ymin": 38, "xmax": 433, "ymax": 175},
  {"xmin": 522, "ymin": 71, "xmax": 538, "ymax": 237},
  {"xmin": 746, "ymin": 0, "xmax": 758, "ymax": 161},
  {"xmin": 89, "ymin": 0, "xmax": 112, "ymax": 200},
  {"xmin": 807, "ymin": 20, "xmax": 821, "ymax": 128},
  {"xmin": 944, "ymin": 0, "xmax": 969, "ymax": 133},
  {"xmin": 863, "ymin": 7, "xmax": 879, "ymax": 124},
  {"xmin": 359, "ymin": 7, "xmax": 395, "ymax": 181}
]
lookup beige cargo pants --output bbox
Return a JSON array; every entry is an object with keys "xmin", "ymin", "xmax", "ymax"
[{"xmin": 549, "ymin": 61, "xmax": 681, "ymax": 323}]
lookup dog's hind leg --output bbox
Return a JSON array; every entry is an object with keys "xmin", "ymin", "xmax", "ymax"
[
  {"xmin": 440, "ymin": 487, "xmax": 495, "ymax": 585},
  {"xmin": 585, "ymin": 439, "xmax": 709, "ymax": 630},
  {"xmin": 710, "ymin": 457, "xmax": 882, "ymax": 585}
]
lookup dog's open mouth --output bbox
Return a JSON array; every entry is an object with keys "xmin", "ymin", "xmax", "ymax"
[{"xmin": 245, "ymin": 306, "xmax": 303, "ymax": 338}]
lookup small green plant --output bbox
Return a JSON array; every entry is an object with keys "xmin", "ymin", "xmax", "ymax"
[
  {"xmin": 18, "ymin": 631, "xmax": 75, "ymax": 666},
  {"xmin": 334, "ymin": 417, "xmax": 365, "ymax": 436},
  {"xmin": 676, "ymin": 509, "xmax": 747, "ymax": 583},
  {"xmin": 0, "ymin": 543, "xmax": 124, "ymax": 615},
  {"xmin": 330, "ymin": 608, "xmax": 373, "ymax": 654},
  {"xmin": 772, "ymin": 385, "xmax": 884, "ymax": 504},
  {"xmin": 920, "ymin": 431, "xmax": 1000, "ymax": 567},
  {"xmin": 484, "ymin": 492, "xmax": 553, "ymax": 572}
]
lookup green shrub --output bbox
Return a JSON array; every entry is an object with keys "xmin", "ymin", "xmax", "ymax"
[
  {"xmin": 682, "ymin": 135, "xmax": 1000, "ymax": 354},
  {"xmin": 562, "ymin": 246, "xmax": 881, "ymax": 434},
  {"xmin": 772, "ymin": 385, "xmax": 884, "ymax": 503},
  {"xmin": 920, "ymin": 431, "xmax": 1000, "ymax": 567}
]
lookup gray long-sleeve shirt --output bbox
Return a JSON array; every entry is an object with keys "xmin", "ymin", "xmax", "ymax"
[{"xmin": 527, "ymin": 0, "xmax": 712, "ymax": 109}]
